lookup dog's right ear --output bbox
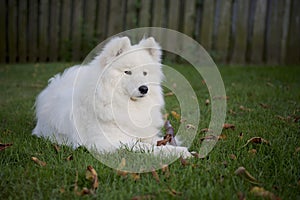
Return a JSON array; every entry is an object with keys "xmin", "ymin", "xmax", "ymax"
[{"xmin": 99, "ymin": 37, "xmax": 131, "ymax": 67}]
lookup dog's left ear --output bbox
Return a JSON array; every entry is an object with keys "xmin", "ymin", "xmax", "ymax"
[{"xmin": 138, "ymin": 37, "xmax": 162, "ymax": 63}]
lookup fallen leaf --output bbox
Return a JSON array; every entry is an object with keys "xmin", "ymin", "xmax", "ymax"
[
  {"xmin": 248, "ymin": 149, "xmax": 257, "ymax": 155},
  {"xmin": 239, "ymin": 105, "xmax": 251, "ymax": 112},
  {"xmin": 186, "ymin": 124, "xmax": 196, "ymax": 130},
  {"xmin": 223, "ymin": 123, "xmax": 235, "ymax": 130},
  {"xmin": 266, "ymin": 82, "xmax": 275, "ymax": 87},
  {"xmin": 86, "ymin": 165, "xmax": 98, "ymax": 191},
  {"xmin": 53, "ymin": 144, "xmax": 60, "ymax": 153},
  {"xmin": 151, "ymin": 168, "xmax": 160, "ymax": 183},
  {"xmin": 179, "ymin": 156, "xmax": 189, "ymax": 166},
  {"xmin": 230, "ymin": 154, "xmax": 237, "ymax": 160},
  {"xmin": 60, "ymin": 187, "xmax": 65, "ymax": 194},
  {"xmin": 116, "ymin": 158, "xmax": 128, "ymax": 176},
  {"xmin": 164, "ymin": 92, "xmax": 174, "ymax": 97},
  {"xmin": 259, "ymin": 103, "xmax": 270, "ymax": 109},
  {"xmin": 165, "ymin": 186, "xmax": 182, "ymax": 197},
  {"xmin": 240, "ymin": 137, "xmax": 269, "ymax": 149},
  {"xmin": 161, "ymin": 164, "xmax": 170, "ymax": 177},
  {"xmin": 235, "ymin": 166, "xmax": 260, "ymax": 185},
  {"xmin": 229, "ymin": 109, "xmax": 237, "ymax": 115},
  {"xmin": 157, "ymin": 134, "xmax": 172, "ymax": 146},
  {"xmin": 238, "ymin": 132, "xmax": 244, "ymax": 139},
  {"xmin": 31, "ymin": 157, "xmax": 46, "ymax": 166},
  {"xmin": 191, "ymin": 151, "xmax": 200, "ymax": 158},
  {"xmin": 237, "ymin": 192, "xmax": 246, "ymax": 200},
  {"xmin": 0, "ymin": 143, "xmax": 13, "ymax": 151},
  {"xmin": 200, "ymin": 128, "xmax": 213, "ymax": 133},
  {"xmin": 171, "ymin": 111, "xmax": 180, "ymax": 120},
  {"xmin": 205, "ymin": 99, "xmax": 210, "ymax": 105},
  {"xmin": 199, "ymin": 135, "xmax": 218, "ymax": 142},
  {"xmin": 130, "ymin": 173, "xmax": 140, "ymax": 181},
  {"xmin": 250, "ymin": 186, "xmax": 280, "ymax": 200},
  {"xmin": 66, "ymin": 154, "xmax": 73, "ymax": 161},
  {"xmin": 218, "ymin": 134, "xmax": 227, "ymax": 140}
]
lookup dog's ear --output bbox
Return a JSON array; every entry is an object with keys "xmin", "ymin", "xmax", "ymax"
[
  {"xmin": 138, "ymin": 37, "xmax": 162, "ymax": 63},
  {"xmin": 99, "ymin": 37, "xmax": 131, "ymax": 67}
]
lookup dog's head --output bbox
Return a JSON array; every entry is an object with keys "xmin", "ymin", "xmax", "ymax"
[{"xmin": 98, "ymin": 37, "xmax": 163, "ymax": 100}]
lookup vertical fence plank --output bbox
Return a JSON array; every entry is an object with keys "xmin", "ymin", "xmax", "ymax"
[
  {"xmin": 126, "ymin": 0, "xmax": 137, "ymax": 29},
  {"xmin": 251, "ymin": 0, "xmax": 267, "ymax": 64},
  {"xmin": 60, "ymin": 0, "xmax": 72, "ymax": 61},
  {"xmin": 39, "ymin": 0, "xmax": 49, "ymax": 62},
  {"xmin": 168, "ymin": 0, "xmax": 180, "ymax": 31},
  {"xmin": 200, "ymin": 0, "xmax": 215, "ymax": 52},
  {"xmin": 82, "ymin": 0, "xmax": 97, "ymax": 57},
  {"xmin": 286, "ymin": 0, "xmax": 300, "ymax": 64},
  {"xmin": 280, "ymin": 0, "xmax": 291, "ymax": 64},
  {"xmin": 7, "ymin": 0, "xmax": 17, "ymax": 63},
  {"xmin": 152, "ymin": 0, "xmax": 165, "ymax": 27},
  {"xmin": 18, "ymin": 0, "xmax": 28, "ymax": 63},
  {"xmin": 71, "ymin": 0, "xmax": 83, "ymax": 61},
  {"xmin": 215, "ymin": 0, "xmax": 232, "ymax": 62},
  {"xmin": 28, "ymin": 0, "xmax": 38, "ymax": 63},
  {"xmin": 0, "ymin": 1, "xmax": 6, "ymax": 62},
  {"xmin": 107, "ymin": 0, "xmax": 124, "ymax": 37},
  {"xmin": 139, "ymin": 0, "xmax": 151, "ymax": 27},
  {"xmin": 231, "ymin": 0, "xmax": 249, "ymax": 64},
  {"xmin": 183, "ymin": 0, "xmax": 196, "ymax": 38},
  {"xmin": 95, "ymin": 0, "xmax": 109, "ymax": 42},
  {"xmin": 48, "ymin": 0, "xmax": 60, "ymax": 62},
  {"xmin": 266, "ymin": 0, "xmax": 284, "ymax": 65}
]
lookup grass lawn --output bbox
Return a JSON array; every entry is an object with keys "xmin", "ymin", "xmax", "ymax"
[{"xmin": 0, "ymin": 63, "xmax": 299, "ymax": 199}]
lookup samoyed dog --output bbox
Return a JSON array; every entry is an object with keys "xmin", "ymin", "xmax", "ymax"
[{"xmin": 33, "ymin": 37, "xmax": 191, "ymax": 158}]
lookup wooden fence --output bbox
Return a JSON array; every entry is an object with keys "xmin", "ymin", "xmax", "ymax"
[{"xmin": 0, "ymin": 0, "xmax": 299, "ymax": 64}]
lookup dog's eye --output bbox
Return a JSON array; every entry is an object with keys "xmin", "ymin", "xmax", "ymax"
[
  {"xmin": 143, "ymin": 71, "xmax": 147, "ymax": 76},
  {"xmin": 124, "ymin": 71, "xmax": 132, "ymax": 75}
]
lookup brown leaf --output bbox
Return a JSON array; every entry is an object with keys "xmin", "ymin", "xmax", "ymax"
[
  {"xmin": 205, "ymin": 99, "xmax": 210, "ymax": 106},
  {"xmin": 151, "ymin": 168, "xmax": 160, "ymax": 183},
  {"xmin": 248, "ymin": 149, "xmax": 257, "ymax": 155},
  {"xmin": 31, "ymin": 157, "xmax": 46, "ymax": 167},
  {"xmin": 53, "ymin": 144, "xmax": 60, "ymax": 153},
  {"xmin": 66, "ymin": 154, "xmax": 73, "ymax": 161},
  {"xmin": 235, "ymin": 166, "xmax": 260, "ymax": 185},
  {"xmin": 218, "ymin": 133, "xmax": 227, "ymax": 140},
  {"xmin": 171, "ymin": 111, "xmax": 180, "ymax": 120},
  {"xmin": 266, "ymin": 82, "xmax": 275, "ymax": 87},
  {"xmin": 229, "ymin": 109, "xmax": 237, "ymax": 115},
  {"xmin": 179, "ymin": 156, "xmax": 189, "ymax": 166},
  {"xmin": 199, "ymin": 135, "xmax": 218, "ymax": 142},
  {"xmin": 130, "ymin": 173, "xmax": 140, "ymax": 181},
  {"xmin": 239, "ymin": 105, "xmax": 252, "ymax": 112},
  {"xmin": 250, "ymin": 186, "xmax": 280, "ymax": 200},
  {"xmin": 186, "ymin": 124, "xmax": 196, "ymax": 130},
  {"xmin": 200, "ymin": 128, "xmax": 213, "ymax": 133},
  {"xmin": 238, "ymin": 132, "xmax": 244, "ymax": 139},
  {"xmin": 240, "ymin": 137, "xmax": 269, "ymax": 149},
  {"xmin": 223, "ymin": 123, "xmax": 235, "ymax": 130},
  {"xmin": 237, "ymin": 192, "xmax": 246, "ymax": 200},
  {"xmin": 164, "ymin": 92, "xmax": 174, "ymax": 97},
  {"xmin": 86, "ymin": 165, "xmax": 98, "ymax": 191},
  {"xmin": 157, "ymin": 134, "xmax": 172, "ymax": 146},
  {"xmin": 165, "ymin": 186, "xmax": 182, "ymax": 197},
  {"xmin": 161, "ymin": 164, "xmax": 170, "ymax": 177},
  {"xmin": 230, "ymin": 154, "xmax": 237, "ymax": 160},
  {"xmin": 259, "ymin": 103, "xmax": 270, "ymax": 109},
  {"xmin": 0, "ymin": 143, "xmax": 13, "ymax": 151},
  {"xmin": 191, "ymin": 151, "xmax": 200, "ymax": 158}
]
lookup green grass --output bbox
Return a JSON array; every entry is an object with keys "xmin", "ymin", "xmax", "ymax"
[{"xmin": 0, "ymin": 63, "xmax": 300, "ymax": 199}]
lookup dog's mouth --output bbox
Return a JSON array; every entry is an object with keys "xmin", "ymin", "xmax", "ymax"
[{"xmin": 130, "ymin": 95, "xmax": 146, "ymax": 101}]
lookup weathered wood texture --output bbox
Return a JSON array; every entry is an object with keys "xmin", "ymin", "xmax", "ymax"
[{"xmin": 0, "ymin": 0, "xmax": 298, "ymax": 65}]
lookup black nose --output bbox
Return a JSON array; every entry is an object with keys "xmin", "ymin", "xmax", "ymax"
[{"xmin": 138, "ymin": 85, "xmax": 148, "ymax": 94}]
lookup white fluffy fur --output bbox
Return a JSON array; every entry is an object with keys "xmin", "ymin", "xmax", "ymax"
[{"xmin": 33, "ymin": 37, "xmax": 191, "ymax": 158}]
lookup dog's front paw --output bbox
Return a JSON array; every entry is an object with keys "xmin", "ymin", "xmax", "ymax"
[{"xmin": 176, "ymin": 146, "xmax": 192, "ymax": 159}]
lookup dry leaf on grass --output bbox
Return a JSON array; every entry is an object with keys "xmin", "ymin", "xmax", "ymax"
[
  {"xmin": 250, "ymin": 186, "xmax": 280, "ymax": 200},
  {"xmin": 151, "ymin": 168, "xmax": 160, "ymax": 183},
  {"xmin": 235, "ymin": 166, "xmax": 260, "ymax": 185},
  {"xmin": 266, "ymin": 82, "xmax": 275, "ymax": 87},
  {"xmin": 230, "ymin": 154, "xmax": 237, "ymax": 160},
  {"xmin": 239, "ymin": 105, "xmax": 252, "ymax": 112},
  {"xmin": 179, "ymin": 156, "xmax": 189, "ymax": 166},
  {"xmin": 164, "ymin": 92, "xmax": 174, "ymax": 97},
  {"xmin": 130, "ymin": 173, "xmax": 140, "ymax": 181},
  {"xmin": 157, "ymin": 134, "xmax": 172, "ymax": 146},
  {"xmin": 0, "ymin": 143, "xmax": 13, "ymax": 151},
  {"xmin": 248, "ymin": 149, "xmax": 257, "ymax": 155},
  {"xmin": 66, "ymin": 154, "xmax": 73, "ymax": 161},
  {"xmin": 199, "ymin": 135, "xmax": 218, "ymax": 142},
  {"xmin": 86, "ymin": 165, "xmax": 99, "ymax": 191},
  {"xmin": 161, "ymin": 164, "xmax": 170, "ymax": 178},
  {"xmin": 240, "ymin": 137, "xmax": 269, "ymax": 149},
  {"xmin": 171, "ymin": 111, "xmax": 180, "ymax": 120},
  {"xmin": 164, "ymin": 186, "xmax": 182, "ymax": 197},
  {"xmin": 223, "ymin": 123, "xmax": 235, "ymax": 130},
  {"xmin": 259, "ymin": 103, "xmax": 270, "ymax": 109},
  {"xmin": 200, "ymin": 128, "xmax": 213, "ymax": 133},
  {"xmin": 186, "ymin": 124, "xmax": 196, "ymax": 130},
  {"xmin": 31, "ymin": 157, "xmax": 46, "ymax": 166},
  {"xmin": 53, "ymin": 144, "xmax": 60, "ymax": 153},
  {"xmin": 237, "ymin": 192, "xmax": 246, "ymax": 200},
  {"xmin": 116, "ymin": 158, "xmax": 128, "ymax": 176},
  {"xmin": 205, "ymin": 99, "xmax": 210, "ymax": 105}
]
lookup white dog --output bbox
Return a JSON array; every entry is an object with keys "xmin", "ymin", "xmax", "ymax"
[{"xmin": 33, "ymin": 37, "xmax": 191, "ymax": 158}]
